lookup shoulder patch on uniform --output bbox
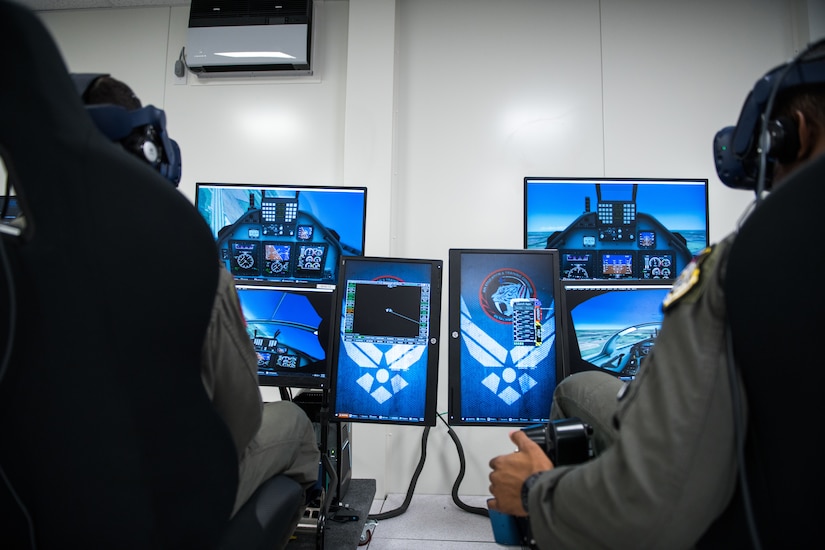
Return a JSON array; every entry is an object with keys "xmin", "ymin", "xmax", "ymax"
[{"xmin": 662, "ymin": 246, "xmax": 713, "ymax": 310}]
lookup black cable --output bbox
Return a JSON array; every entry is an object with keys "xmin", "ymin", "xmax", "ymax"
[
  {"xmin": 367, "ymin": 426, "xmax": 430, "ymax": 521},
  {"xmin": 436, "ymin": 412, "xmax": 488, "ymax": 517},
  {"xmin": 754, "ymin": 61, "xmax": 795, "ymax": 203},
  {"xmin": 725, "ymin": 326, "xmax": 762, "ymax": 550}
]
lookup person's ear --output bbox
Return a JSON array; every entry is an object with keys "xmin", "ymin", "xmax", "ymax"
[
  {"xmin": 792, "ymin": 110, "xmax": 815, "ymax": 162},
  {"xmin": 771, "ymin": 110, "xmax": 820, "ymax": 187}
]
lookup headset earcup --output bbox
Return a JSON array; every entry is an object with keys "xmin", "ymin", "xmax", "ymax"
[
  {"xmin": 122, "ymin": 125, "xmax": 161, "ymax": 167},
  {"xmin": 766, "ymin": 115, "xmax": 800, "ymax": 164}
]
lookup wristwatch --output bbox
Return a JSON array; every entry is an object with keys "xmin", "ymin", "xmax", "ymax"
[{"xmin": 521, "ymin": 472, "xmax": 544, "ymax": 513}]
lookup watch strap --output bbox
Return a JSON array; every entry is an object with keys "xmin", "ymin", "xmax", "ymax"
[{"xmin": 521, "ymin": 472, "xmax": 544, "ymax": 513}]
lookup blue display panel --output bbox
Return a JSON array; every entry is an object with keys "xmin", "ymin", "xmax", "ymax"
[
  {"xmin": 1, "ymin": 196, "xmax": 20, "ymax": 223},
  {"xmin": 524, "ymin": 178, "xmax": 708, "ymax": 280},
  {"xmin": 328, "ymin": 256, "xmax": 442, "ymax": 426},
  {"xmin": 235, "ymin": 281, "xmax": 336, "ymax": 388},
  {"xmin": 560, "ymin": 280, "xmax": 672, "ymax": 381},
  {"xmin": 447, "ymin": 249, "xmax": 563, "ymax": 426},
  {"xmin": 195, "ymin": 183, "xmax": 367, "ymax": 284}
]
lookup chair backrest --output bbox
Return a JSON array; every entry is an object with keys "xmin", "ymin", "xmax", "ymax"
[
  {"xmin": 710, "ymin": 153, "xmax": 825, "ymax": 547},
  {"xmin": 0, "ymin": 1, "xmax": 237, "ymax": 547}
]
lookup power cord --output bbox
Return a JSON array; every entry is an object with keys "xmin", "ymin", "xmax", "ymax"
[
  {"xmin": 437, "ymin": 412, "xmax": 488, "ymax": 517},
  {"xmin": 367, "ymin": 426, "xmax": 430, "ymax": 520}
]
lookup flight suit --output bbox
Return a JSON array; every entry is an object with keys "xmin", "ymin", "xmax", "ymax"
[
  {"xmin": 201, "ymin": 265, "xmax": 320, "ymax": 516},
  {"xmin": 529, "ymin": 236, "xmax": 743, "ymax": 549}
]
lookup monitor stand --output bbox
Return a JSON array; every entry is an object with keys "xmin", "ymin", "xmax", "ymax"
[{"xmin": 291, "ymin": 390, "xmax": 351, "ymax": 503}]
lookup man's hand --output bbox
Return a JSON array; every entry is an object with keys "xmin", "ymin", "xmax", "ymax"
[{"xmin": 488, "ymin": 430, "xmax": 554, "ymax": 517}]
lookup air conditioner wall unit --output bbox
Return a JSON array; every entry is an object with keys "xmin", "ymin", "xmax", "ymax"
[{"xmin": 185, "ymin": 0, "xmax": 313, "ymax": 77}]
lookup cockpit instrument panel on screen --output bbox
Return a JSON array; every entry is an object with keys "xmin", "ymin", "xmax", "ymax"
[
  {"xmin": 524, "ymin": 178, "xmax": 708, "ymax": 280},
  {"xmin": 196, "ymin": 183, "xmax": 367, "ymax": 284}
]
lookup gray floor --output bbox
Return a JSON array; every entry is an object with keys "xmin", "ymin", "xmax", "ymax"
[{"xmin": 362, "ymin": 493, "xmax": 506, "ymax": 549}]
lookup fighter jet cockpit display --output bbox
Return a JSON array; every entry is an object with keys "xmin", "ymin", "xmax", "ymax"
[
  {"xmin": 561, "ymin": 280, "xmax": 672, "ymax": 381},
  {"xmin": 195, "ymin": 183, "xmax": 367, "ymax": 284},
  {"xmin": 524, "ymin": 178, "xmax": 708, "ymax": 280}
]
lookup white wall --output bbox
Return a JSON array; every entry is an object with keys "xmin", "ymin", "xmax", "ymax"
[{"xmin": 33, "ymin": 0, "xmax": 823, "ymax": 499}]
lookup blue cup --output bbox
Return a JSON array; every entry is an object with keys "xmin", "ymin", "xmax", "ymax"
[{"xmin": 487, "ymin": 498, "xmax": 523, "ymax": 546}]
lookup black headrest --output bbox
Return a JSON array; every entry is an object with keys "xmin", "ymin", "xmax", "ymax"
[
  {"xmin": 0, "ymin": 1, "xmax": 233, "ymax": 545},
  {"xmin": 723, "ymin": 152, "xmax": 825, "ymax": 547}
]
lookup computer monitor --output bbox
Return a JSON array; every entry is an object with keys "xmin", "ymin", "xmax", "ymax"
[
  {"xmin": 234, "ymin": 281, "xmax": 337, "ymax": 388},
  {"xmin": 328, "ymin": 256, "xmax": 443, "ymax": 426},
  {"xmin": 524, "ymin": 177, "xmax": 708, "ymax": 280},
  {"xmin": 447, "ymin": 249, "xmax": 564, "ymax": 427},
  {"xmin": 560, "ymin": 280, "xmax": 672, "ymax": 381},
  {"xmin": 195, "ymin": 183, "xmax": 367, "ymax": 284}
]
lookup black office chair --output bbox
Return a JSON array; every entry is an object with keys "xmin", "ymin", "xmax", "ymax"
[
  {"xmin": 700, "ymin": 153, "xmax": 825, "ymax": 548},
  {"xmin": 0, "ymin": 1, "xmax": 304, "ymax": 547}
]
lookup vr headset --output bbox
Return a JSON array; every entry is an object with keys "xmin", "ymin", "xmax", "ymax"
[
  {"xmin": 71, "ymin": 73, "xmax": 182, "ymax": 186},
  {"xmin": 713, "ymin": 39, "xmax": 825, "ymax": 192}
]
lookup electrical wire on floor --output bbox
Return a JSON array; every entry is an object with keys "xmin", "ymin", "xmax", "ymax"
[
  {"xmin": 367, "ymin": 425, "xmax": 430, "ymax": 521},
  {"xmin": 437, "ymin": 412, "xmax": 489, "ymax": 517},
  {"xmin": 364, "ymin": 412, "xmax": 490, "ymax": 521}
]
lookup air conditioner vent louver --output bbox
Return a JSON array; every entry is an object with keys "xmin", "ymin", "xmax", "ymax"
[{"xmin": 189, "ymin": 0, "xmax": 310, "ymax": 27}]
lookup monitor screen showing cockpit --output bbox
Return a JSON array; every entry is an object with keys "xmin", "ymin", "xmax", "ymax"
[
  {"xmin": 524, "ymin": 178, "xmax": 708, "ymax": 280},
  {"xmin": 235, "ymin": 281, "xmax": 336, "ymax": 388},
  {"xmin": 560, "ymin": 280, "xmax": 672, "ymax": 381},
  {"xmin": 195, "ymin": 183, "xmax": 367, "ymax": 284}
]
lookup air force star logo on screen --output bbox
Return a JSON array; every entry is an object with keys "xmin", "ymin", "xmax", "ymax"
[
  {"xmin": 343, "ymin": 340, "xmax": 423, "ymax": 403},
  {"xmin": 460, "ymin": 296, "xmax": 553, "ymax": 405}
]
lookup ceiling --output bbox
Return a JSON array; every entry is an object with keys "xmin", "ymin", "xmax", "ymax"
[
  {"xmin": 17, "ymin": 1, "xmax": 343, "ymax": 11},
  {"xmin": 17, "ymin": 1, "xmax": 191, "ymax": 11}
]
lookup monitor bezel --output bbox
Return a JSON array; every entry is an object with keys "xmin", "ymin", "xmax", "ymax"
[
  {"xmin": 234, "ymin": 279, "xmax": 338, "ymax": 389},
  {"xmin": 327, "ymin": 255, "xmax": 443, "ymax": 427},
  {"xmin": 447, "ymin": 248, "xmax": 565, "ymax": 427},
  {"xmin": 523, "ymin": 177, "xmax": 709, "ymax": 281}
]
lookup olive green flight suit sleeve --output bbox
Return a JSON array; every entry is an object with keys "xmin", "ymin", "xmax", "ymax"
[
  {"xmin": 200, "ymin": 265, "xmax": 263, "ymax": 458},
  {"xmin": 529, "ymin": 236, "xmax": 743, "ymax": 549}
]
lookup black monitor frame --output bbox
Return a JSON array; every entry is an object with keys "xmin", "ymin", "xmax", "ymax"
[
  {"xmin": 328, "ymin": 256, "xmax": 443, "ymax": 427},
  {"xmin": 194, "ymin": 183, "xmax": 367, "ymax": 285},
  {"xmin": 234, "ymin": 280, "xmax": 337, "ymax": 389},
  {"xmin": 560, "ymin": 279, "xmax": 672, "ymax": 382},
  {"xmin": 524, "ymin": 177, "xmax": 708, "ymax": 281},
  {"xmin": 447, "ymin": 248, "xmax": 564, "ymax": 427}
]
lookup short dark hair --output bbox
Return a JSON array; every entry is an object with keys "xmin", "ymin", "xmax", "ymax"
[
  {"xmin": 773, "ymin": 84, "xmax": 825, "ymax": 146},
  {"xmin": 771, "ymin": 42, "xmax": 825, "ymax": 143},
  {"xmin": 82, "ymin": 75, "xmax": 142, "ymax": 110}
]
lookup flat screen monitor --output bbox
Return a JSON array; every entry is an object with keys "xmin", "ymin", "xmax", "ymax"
[
  {"xmin": 447, "ymin": 249, "xmax": 563, "ymax": 427},
  {"xmin": 328, "ymin": 256, "xmax": 443, "ymax": 426},
  {"xmin": 234, "ymin": 281, "xmax": 336, "ymax": 388},
  {"xmin": 524, "ymin": 177, "xmax": 708, "ymax": 280},
  {"xmin": 561, "ymin": 280, "xmax": 672, "ymax": 382},
  {"xmin": 195, "ymin": 183, "xmax": 367, "ymax": 284}
]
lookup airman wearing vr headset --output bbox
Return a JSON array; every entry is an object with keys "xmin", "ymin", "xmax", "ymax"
[
  {"xmin": 74, "ymin": 74, "xmax": 320, "ymax": 517},
  {"xmin": 489, "ymin": 39, "xmax": 825, "ymax": 549}
]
